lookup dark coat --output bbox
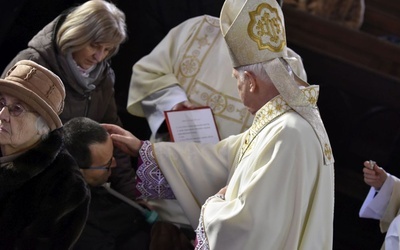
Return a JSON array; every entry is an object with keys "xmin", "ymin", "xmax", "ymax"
[
  {"xmin": 0, "ymin": 129, "xmax": 90, "ymax": 250},
  {"xmin": 73, "ymin": 187, "xmax": 150, "ymax": 250},
  {"xmin": 0, "ymin": 12, "xmax": 136, "ymax": 199}
]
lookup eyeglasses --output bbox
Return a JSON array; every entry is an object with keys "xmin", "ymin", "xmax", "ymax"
[
  {"xmin": 86, "ymin": 157, "xmax": 113, "ymax": 171},
  {"xmin": 0, "ymin": 100, "xmax": 34, "ymax": 117}
]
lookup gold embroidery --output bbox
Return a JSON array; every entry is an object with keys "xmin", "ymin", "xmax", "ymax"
[
  {"xmin": 206, "ymin": 93, "xmax": 227, "ymax": 115},
  {"xmin": 177, "ymin": 16, "xmax": 220, "ymax": 92},
  {"xmin": 238, "ymin": 95, "xmax": 291, "ymax": 162},
  {"xmin": 248, "ymin": 3, "xmax": 286, "ymax": 52},
  {"xmin": 324, "ymin": 143, "xmax": 333, "ymax": 161},
  {"xmin": 197, "ymin": 34, "xmax": 210, "ymax": 48},
  {"xmin": 303, "ymin": 87, "xmax": 319, "ymax": 105},
  {"xmin": 189, "ymin": 79, "xmax": 251, "ymax": 126},
  {"xmin": 176, "ymin": 16, "xmax": 254, "ymax": 136},
  {"xmin": 180, "ymin": 56, "xmax": 200, "ymax": 77},
  {"xmin": 238, "ymin": 86, "xmax": 321, "ymax": 163}
]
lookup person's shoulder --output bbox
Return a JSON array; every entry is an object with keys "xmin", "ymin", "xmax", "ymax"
[
  {"xmin": 186, "ymin": 15, "xmax": 217, "ymax": 23},
  {"xmin": 95, "ymin": 65, "xmax": 115, "ymax": 92},
  {"xmin": 280, "ymin": 110, "xmax": 310, "ymax": 126},
  {"xmin": 54, "ymin": 150, "xmax": 91, "ymax": 202},
  {"xmin": 175, "ymin": 15, "xmax": 218, "ymax": 30},
  {"xmin": 276, "ymin": 111, "xmax": 317, "ymax": 139},
  {"xmin": 27, "ymin": 16, "xmax": 59, "ymax": 47},
  {"xmin": 189, "ymin": 15, "xmax": 219, "ymax": 27},
  {"xmin": 204, "ymin": 15, "xmax": 220, "ymax": 27},
  {"xmin": 267, "ymin": 112, "xmax": 324, "ymax": 157},
  {"xmin": 391, "ymin": 174, "xmax": 400, "ymax": 184},
  {"xmin": 1, "ymin": 50, "xmax": 44, "ymax": 77}
]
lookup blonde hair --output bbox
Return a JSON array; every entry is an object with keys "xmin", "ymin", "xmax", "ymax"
[{"xmin": 57, "ymin": 0, "xmax": 127, "ymax": 60}]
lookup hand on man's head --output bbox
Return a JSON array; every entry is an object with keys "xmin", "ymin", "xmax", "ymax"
[{"xmin": 102, "ymin": 123, "xmax": 142, "ymax": 157}]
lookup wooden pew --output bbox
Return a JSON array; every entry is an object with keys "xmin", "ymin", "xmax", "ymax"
[
  {"xmin": 361, "ymin": 0, "xmax": 400, "ymax": 38},
  {"xmin": 282, "ymin": 6, "xmax": 400, "ymax": 248},
  {"xmin": 283, "ymin": 5, "xmax": 400, "ymax": 82}
]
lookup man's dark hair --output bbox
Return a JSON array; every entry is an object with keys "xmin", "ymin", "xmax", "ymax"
[{"xmin": 63, "ymin": 117, "xmax": 109, "ymax": 169}]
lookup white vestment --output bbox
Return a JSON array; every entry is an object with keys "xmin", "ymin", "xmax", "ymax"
[
  {"xmin": 360, "ymin": 175, "xmax": 400, "ymax": 249},
  {"xmin": 152, "ymin": 88, "xmax": 334, "ymax": 249},
  {"xmin": 127, "ymin": 15, "xmax": 307, "ymax": 140},
  {"xmin": 128, "ymin": 14, "xmax": 308, "ymax": 227}
]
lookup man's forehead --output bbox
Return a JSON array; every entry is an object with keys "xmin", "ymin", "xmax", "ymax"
[{"xmin": 89, "ymin": 138, "xmax": 113, "ymax": 161}]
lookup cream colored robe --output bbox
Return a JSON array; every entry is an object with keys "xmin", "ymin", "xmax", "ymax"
[
  {"xmin": 127, "ymin": 15, "xmax": 307, "ymax": 140},
  {"xmin": 128, "ymin": 14, "xmax": 308, "ymax": 227},
  {"xmin": 152, "ymin": 91, "xmax": 334, "ymax": 250}
]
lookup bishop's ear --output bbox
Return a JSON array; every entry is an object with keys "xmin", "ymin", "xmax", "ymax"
[{"xmin": 244, "ymin": 71, "xmax": 257, "ymax": 93}]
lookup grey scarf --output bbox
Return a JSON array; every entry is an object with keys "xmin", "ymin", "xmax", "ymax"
[{"xmin": 65, "ymin": 52, "xmax": 105, "ymax": 91}]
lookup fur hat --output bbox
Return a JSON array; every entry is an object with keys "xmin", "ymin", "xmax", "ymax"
[{"xmin": 0, "ymin": 60, "xmax": 65, "ymax": 131}]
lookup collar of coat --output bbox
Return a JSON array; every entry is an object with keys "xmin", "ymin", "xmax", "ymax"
[
  {"xmin": 0, "ymin": 128, "xmax": 64, "ymax": 193},
  {"xmin": 238, "ymin": 93, "xmax": 293, "ymax": 163}
]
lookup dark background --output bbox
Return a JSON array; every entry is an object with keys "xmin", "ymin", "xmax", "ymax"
[{"xmin": 1, "ymin": 0, "xmax": 400, "ymax": 249}]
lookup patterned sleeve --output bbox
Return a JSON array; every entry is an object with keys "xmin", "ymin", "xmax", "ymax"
[
  {"xmin": 194, "ymin": 194, "xmax": 225, "ymax": 250},
  {"xmin": 135, "ymin": 140, "xmax": 176, "ymax": 199}
]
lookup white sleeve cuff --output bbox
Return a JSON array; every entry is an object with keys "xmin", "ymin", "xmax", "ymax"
[{"xmin": 141, "ymin": 85, "xmax": 188, "ymax": 134}]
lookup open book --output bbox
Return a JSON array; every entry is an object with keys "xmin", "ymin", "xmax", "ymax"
[{"xmin": 164, "ymin": 106, "xmax": 220, "ymax": 143}]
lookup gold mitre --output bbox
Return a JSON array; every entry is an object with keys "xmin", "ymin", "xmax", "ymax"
[
  {"xmin": 220, "ymin": 0, "xmax": 334, "ymax": 165},
  {"xmin": 220, "ymin": 0, "xmax": 287, "ymax": 67}
]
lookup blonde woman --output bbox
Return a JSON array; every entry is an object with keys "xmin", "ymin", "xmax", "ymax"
[
  {"xmin": 1, "ymin": 0, "xmax": 134, "ymax": 204},
  {"xmin": 1, "ymin": 0, "xmax": 127, "ymax": 128}
]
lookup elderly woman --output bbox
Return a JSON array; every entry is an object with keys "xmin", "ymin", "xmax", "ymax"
[
  {"xmin": 0, "ymin": 60, "xmax": 90, "ymax": 249},
  {"xmin": 1, "ymin": 0, "xmax": 134, "ymax": 199}
]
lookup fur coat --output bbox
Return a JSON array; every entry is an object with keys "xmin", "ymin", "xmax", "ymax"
[{"xmin": 0, "ymin": 128, "xmax": 90, "ymax": 250}]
